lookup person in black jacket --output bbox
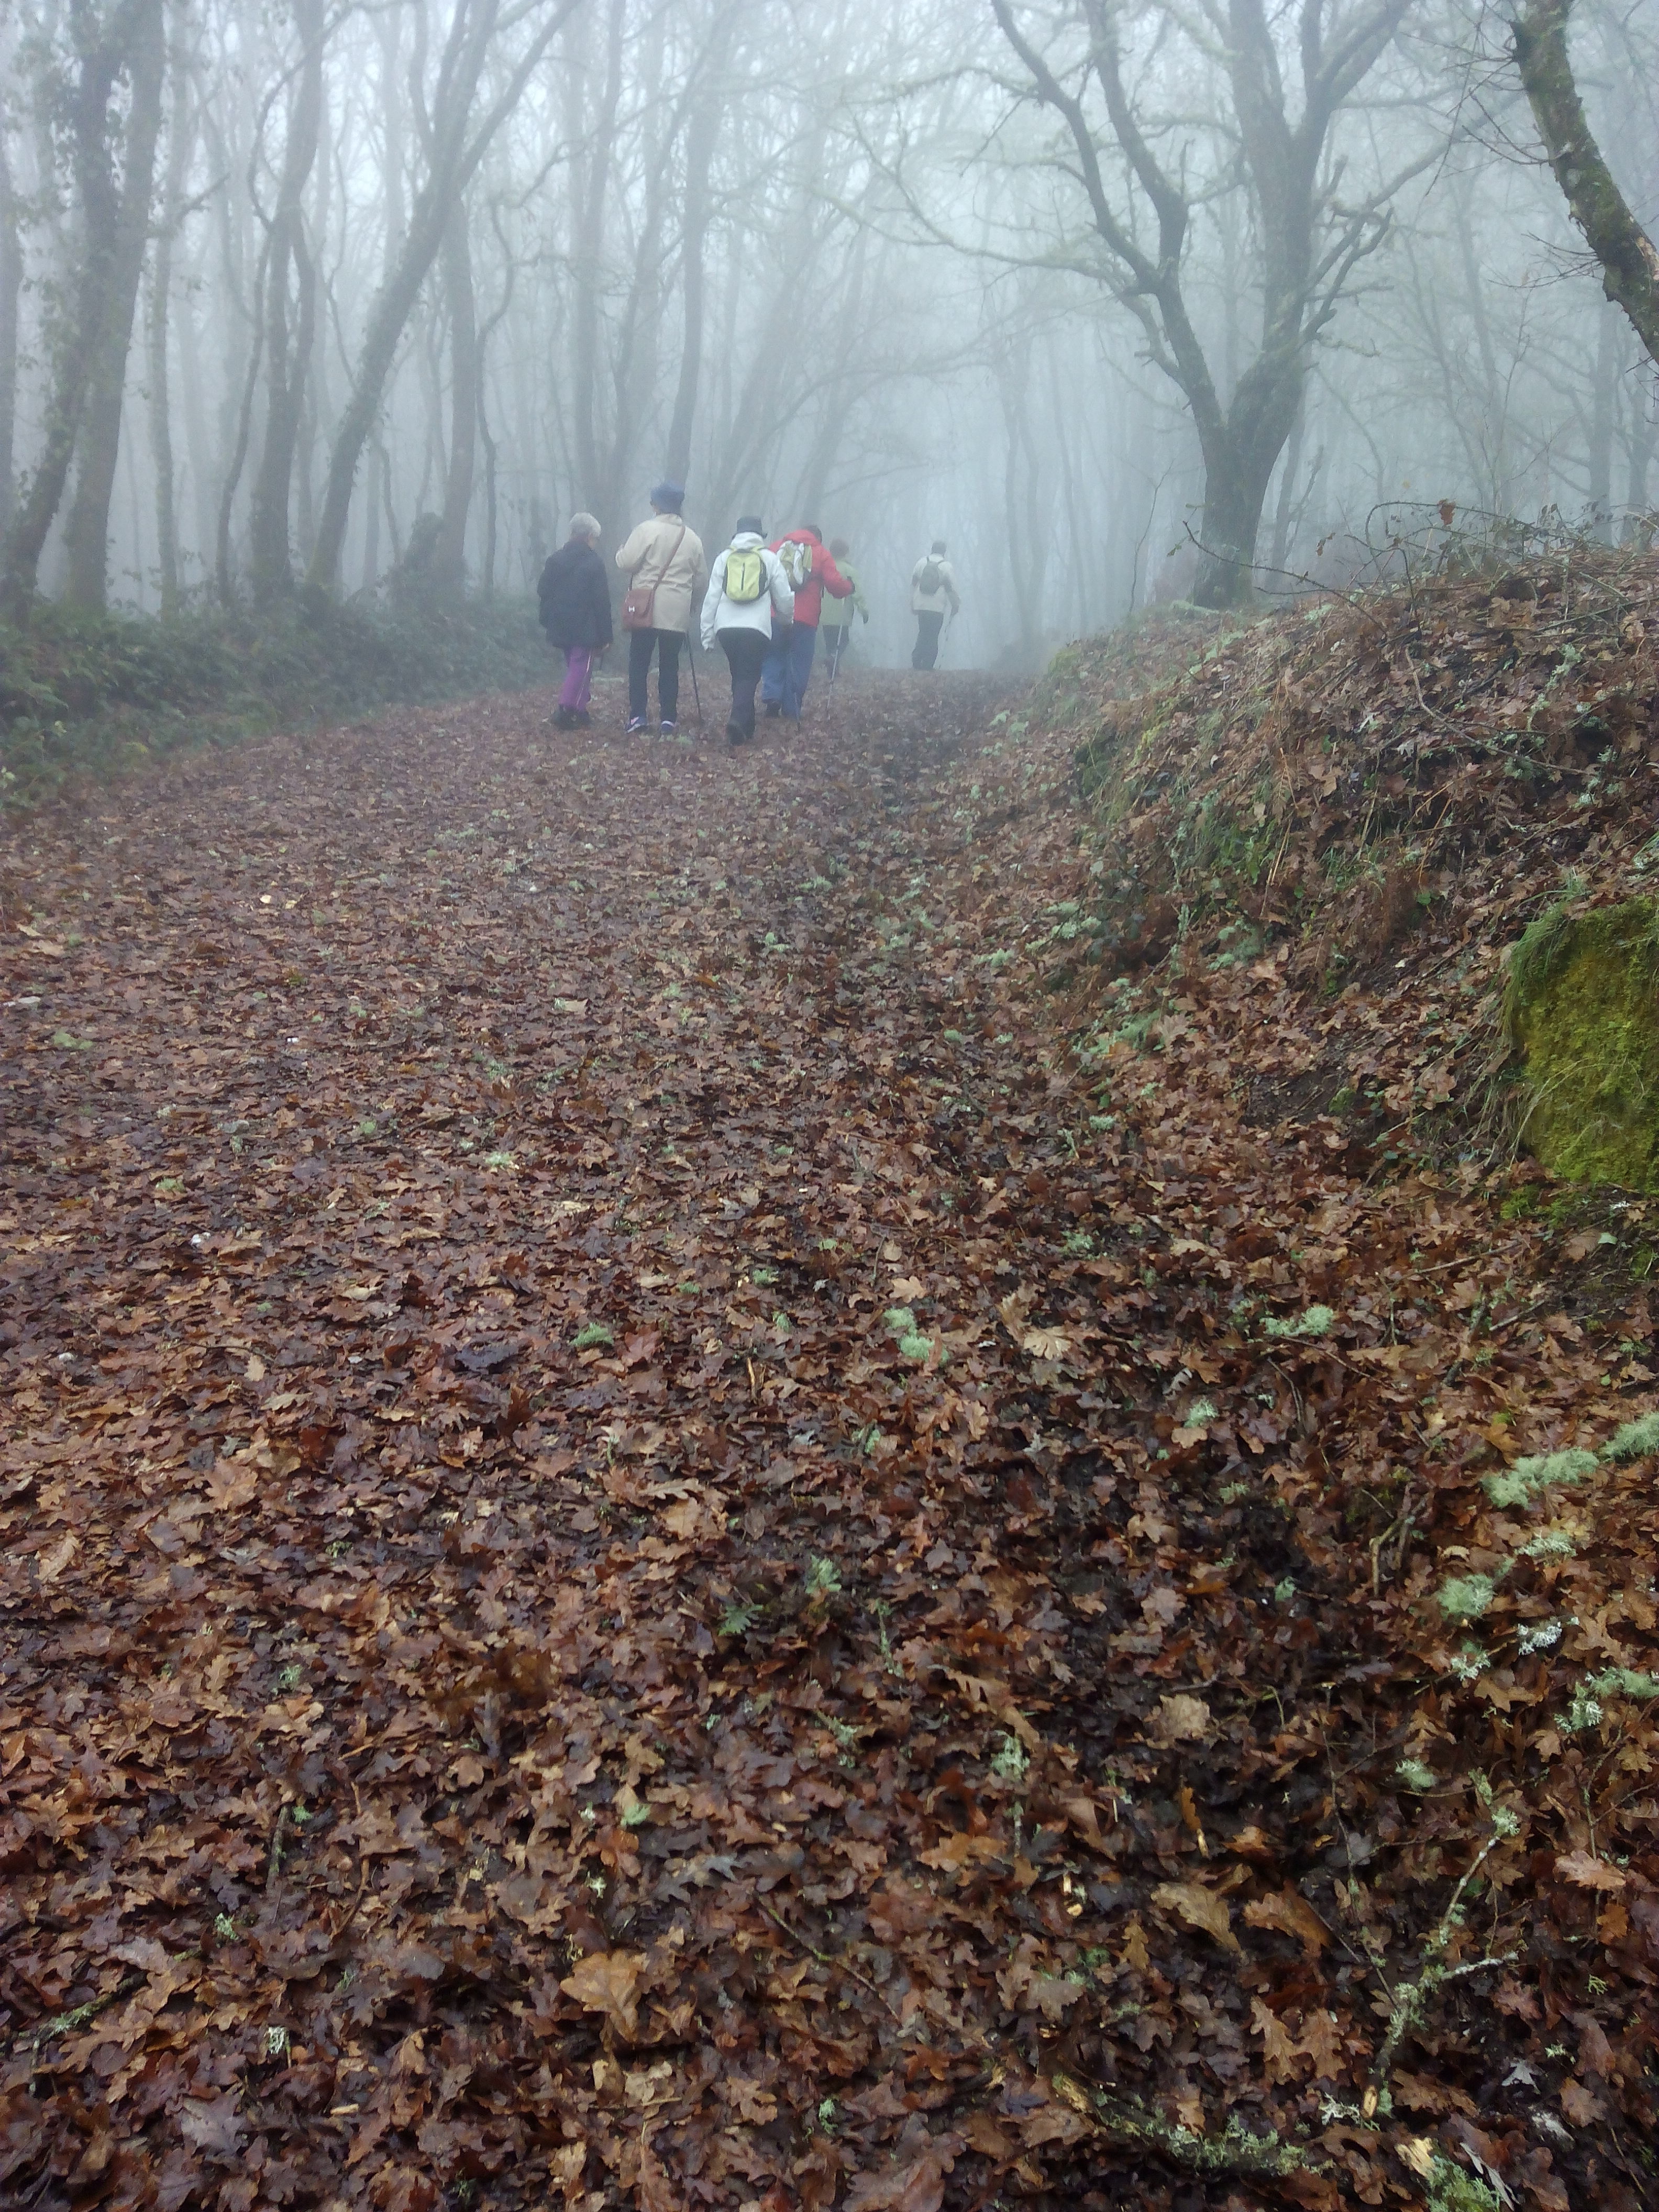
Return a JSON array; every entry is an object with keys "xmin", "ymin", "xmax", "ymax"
[{"xmin": 537, "ymin": 514, "xmax": 612, "ymax": 728}]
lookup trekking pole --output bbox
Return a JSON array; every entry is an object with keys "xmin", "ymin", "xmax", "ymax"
[{"xmin": 685, "ymin": 628, "xmax": 704, "ymax": 731}]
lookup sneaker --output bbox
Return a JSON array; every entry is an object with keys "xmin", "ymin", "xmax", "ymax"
[
  {"xmin": 658, "ymin": 719, "xmax": 677, "ymax": 735},
  {"xmin": 626, "ymin": 716, "xmax": 648, "ymax": 735},
  {"xmin": 572, "ymin": 710, "xmax": 592, "ymax": 728},
  {"xmin": 550, "ymin": 705, "xmax": 576, "ymax": 730}
]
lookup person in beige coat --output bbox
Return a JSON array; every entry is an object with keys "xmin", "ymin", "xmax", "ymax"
[{"xmin": 615, "ymin": 482, "xmax": 708, "ymax": 733}]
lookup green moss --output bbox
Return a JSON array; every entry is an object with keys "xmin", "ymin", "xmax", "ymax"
[
  {"xmin": 1506, "ymin": 899, "xmax": 1659, "ymax": 1190},
  {"xmin": 1481, "ymin": 1446, "xmax": 1597, "ymax": 1507}
]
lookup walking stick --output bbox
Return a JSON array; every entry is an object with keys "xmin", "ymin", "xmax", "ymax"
[{"xmin": 685, "ymin": 628, "xmax": 705, "ymax": 731}]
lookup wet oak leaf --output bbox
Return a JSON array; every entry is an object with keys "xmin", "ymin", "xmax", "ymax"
[
  {"xmin": 561, "ymin": 1949, "xmax": 647, "ymax": 2038},
  {"xmin": 1151, "ymin": 1881, "xmax": 1241, "ymax": 1954}
]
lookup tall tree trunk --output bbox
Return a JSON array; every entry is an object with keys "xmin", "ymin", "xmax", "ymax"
[
  {"xmin": 248, "ymin": 0, "xmax": 325, "ymax": 602},
  {"xmin": 1586, "ymin": 303, "xmax": 1618, "ymax": 540},
  {"xmin": 61, "ymin": 0, "xmax": 168, "ymax": 611},
  {"xmin": 665, "ymin": 89, "xmax": 720, "ymax": 491},
  {"xmin": 0, "ymin": 125, "xmax": 22, "ymax": 542},
  {"xmin": 434, "ymin": 197, "xmax": 478, "ymax": 595},
  {"xmin": 147, "ymin": 3, "xmax": 196, "ymax": 618},
  {"xmin": 571, "ymin": 0, "xmax": 625, "ymax": 519}
]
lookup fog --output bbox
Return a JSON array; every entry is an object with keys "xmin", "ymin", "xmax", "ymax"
[{"xmin": 1, "ymin": 0, "xmax": 1654, "ymax": 670}]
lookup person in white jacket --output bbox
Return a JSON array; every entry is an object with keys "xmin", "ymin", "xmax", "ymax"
[
  {"xmin": 910, "ymin": 539, "xmax": 961, "ymax": 669},
  {"xmin": 701, "ymin": 517, "xmax": 794, "ymax": 746}
]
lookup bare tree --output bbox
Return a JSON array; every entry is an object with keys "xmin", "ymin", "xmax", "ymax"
[
  {"xmin": 987, "ymin": 0, "xmax": 1415, "ymax": 604},
  {"xmin": 248, "ymin": 0, "xmax": 328, "ymax": 601},
  {"xmin": 303, "ymin": 0, "xmax": 580, "ymax": 597}
]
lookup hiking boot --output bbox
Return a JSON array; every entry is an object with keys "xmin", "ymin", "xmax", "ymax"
[
  {"xmin": 726, "ymin": 721, "xmax": 749, "ymax": 745},
  {"xmin": 551, "ymin": 705, "xmax": 576, "ymax": 731},
  {"xmin": 658, "ymin": 719, "xmax": 677, "ymax": 735},
  {"xmin": 762, "ymin": 701, "xmax": 781, "ymax": 718},
  {"xmin": 572, "ymin": 710, "xmax": 592, "ymax": 728},
  {"xmin": 626, "ymin": 716, "xmax": 649, "ymax": 735}
]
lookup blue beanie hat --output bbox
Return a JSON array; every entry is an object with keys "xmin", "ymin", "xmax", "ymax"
[{"xmin": 651, "ymin": 481, "xmax": 684, "ymax": 511}]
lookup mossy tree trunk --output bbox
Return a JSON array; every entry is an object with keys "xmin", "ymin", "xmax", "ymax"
[
  {"xmin": 0, "ymin": 0, "xmax": 163, "ymax": 624},
  {"xmin": 1512, "ymin": 0, "xmax": 1659, "ymax": 373}
]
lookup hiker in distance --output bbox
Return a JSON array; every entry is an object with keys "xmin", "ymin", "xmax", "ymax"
[
  {"xmin": 761, "ymin": 523, "xmax": 853, "ymax": 722},
  {"xmin": 537, "ymin": 514, "xmax": 612, "ymax": 730},
  {"xmin": 910, "ymin": 539, "xmax": 961, "ymax": 669},
  {"xmin": 820, "ymin": 536, "xmax": 870, "ymax": 680},
  {"xmin": 701, "ymin": 518, "xmax": 795, "ymax": 746},
  {"xmin": 615, "ymin": 482, "xmax": 707, "ymax": 734}
]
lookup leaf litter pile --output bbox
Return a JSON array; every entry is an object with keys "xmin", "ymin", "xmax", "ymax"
[{"xmin": 2, "ymin": 605, "xmax": 1658, "ymax": 2212}]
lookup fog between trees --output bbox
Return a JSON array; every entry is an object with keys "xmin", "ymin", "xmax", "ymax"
[{"xmin": 0, "ymin": 0, "xmax": 1654, "ymax": 672}]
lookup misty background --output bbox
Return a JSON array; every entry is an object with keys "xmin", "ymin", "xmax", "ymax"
[{"xmin": 0, "ymin": 0, "xmax": 1654, "ymax": 674}]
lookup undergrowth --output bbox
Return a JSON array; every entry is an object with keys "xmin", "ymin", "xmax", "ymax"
[{"xmin": 0, "ymin": 593, "xmax": 551, "ymax": 805}]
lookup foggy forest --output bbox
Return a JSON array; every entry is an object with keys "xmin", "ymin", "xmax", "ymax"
[{"xmin": 5, "ymin": 0, "xmax": 1659, "ymax": 2207}]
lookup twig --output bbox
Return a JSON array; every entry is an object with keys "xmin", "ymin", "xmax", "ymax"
[
  {"xmin": 1369, "ymin": 1827, "xmax": 1519, "ymax": 2093},
  {"xmin": 328, "ymin": 1761, "xmax": 370, "ymax": 1940},
  {"xmin": 755, "ymin": 1897, "xmax": 898, "ymax": 2014},
  {"xmin": 3, "ymin": 1974, "xmax": 145, "ymax": 2059},
  {"xmin": 267, "ymin": 1801, "xmax": 292, "ymax": 1893},
  {"xmin": 1048, "ymin": 2072, "xmax": 1323, "ymax": 2179}
]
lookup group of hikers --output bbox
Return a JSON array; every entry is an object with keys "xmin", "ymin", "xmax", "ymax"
[{"xmin": 536, "ymin": 481, "xmax": 963, "ymax": 745}]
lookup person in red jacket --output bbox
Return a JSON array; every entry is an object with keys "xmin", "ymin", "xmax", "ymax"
[{"xmin": 760, "ymin": 523, "xmax": 853, "ymax": 722}]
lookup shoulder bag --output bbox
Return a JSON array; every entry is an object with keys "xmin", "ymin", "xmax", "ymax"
[{"xmin": 622, "ymin": 520, "xmax": 688, "ymax": 631}]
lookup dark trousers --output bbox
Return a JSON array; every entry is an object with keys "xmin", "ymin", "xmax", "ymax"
[
  {"xmin": 912, "ymin": 611, "xmax": 945, "ymax": 669},
  {"xmin": 628, "ymin": 627, "xmax": 681, "ymax": 723},
  {"xmin": 718, "ymin": 627, "xmax": 769, "ymax": 739},
  {"xmin": 760, "ymin": 620, "xmax": 817, "ymax": 718}
]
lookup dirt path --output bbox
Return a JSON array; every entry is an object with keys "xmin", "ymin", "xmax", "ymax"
[{"xmin": 1, "ymin": 674, "xmax": 1644, "ymax": 2212}]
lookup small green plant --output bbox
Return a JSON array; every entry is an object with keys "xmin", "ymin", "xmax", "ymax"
[
  {"xmin": 1601, "ymin": 1410, "xmax": 1659, "ymax": 1462},
  {"xmin": 1437, "ymin": 1573, "xmax": 1496, "ymax": 1621},
  {"xmin": 805, "ymin": 1556, "xmax": 843, "ymax": 1599},
  {"xmin": 274, "ymin": 1661, "xmax": 304, "ymax": 1693},
  {"xmin": 718, "ymin": 1598, "xmax": 761, "ymax": 1638},
  {"xmin": 990, "ymin": 1731, "xmax": 1030, "ymax": 1784},
  {"xmin": 1262, "ymin": 1303, "xmax": 1335, "ymax": 1340},
  {"xmin": 1482, "ymin": 1447, "xmax": 1596, "ymax": 1508},
  {"xmin": 266, "ymin": 2025, "xmax": 290, "ymax": 2060},
  {"xmin": 620, "ymin": 1798, "xmax": 650, "ymax": 1829},
  {"xmin": 1396, "ymin": 1757, "xmax": 1436, "ymax": 1791},
  {"xmin": 1558, "ymin": 1684, "xmax": 1604, "ymax": 1733},
  {"xmin": 573, "ymin": 1321, "xmax": 614, "ymax": 1350},
  {"xmin": 482, "ymin": 1148, "xmax": 517, "ymax": 1170},
  {"xmin": 214, "ymin": 1913, "xmax": 237, "ymax": 1940},
  {"xmin": 1586, "ymin": 1665, "xmax": 1659, "ymax": 1700}
]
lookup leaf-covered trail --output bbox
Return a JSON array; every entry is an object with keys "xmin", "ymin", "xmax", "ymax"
[{"xmin": 2, "ymin": 671, "xmax": 1653, "ymax": 2212}]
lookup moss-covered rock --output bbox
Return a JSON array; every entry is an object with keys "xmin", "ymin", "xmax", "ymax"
[{"xmin": 1506, "ymin": 898, "xmax": 1659, "ymax": 1189}]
